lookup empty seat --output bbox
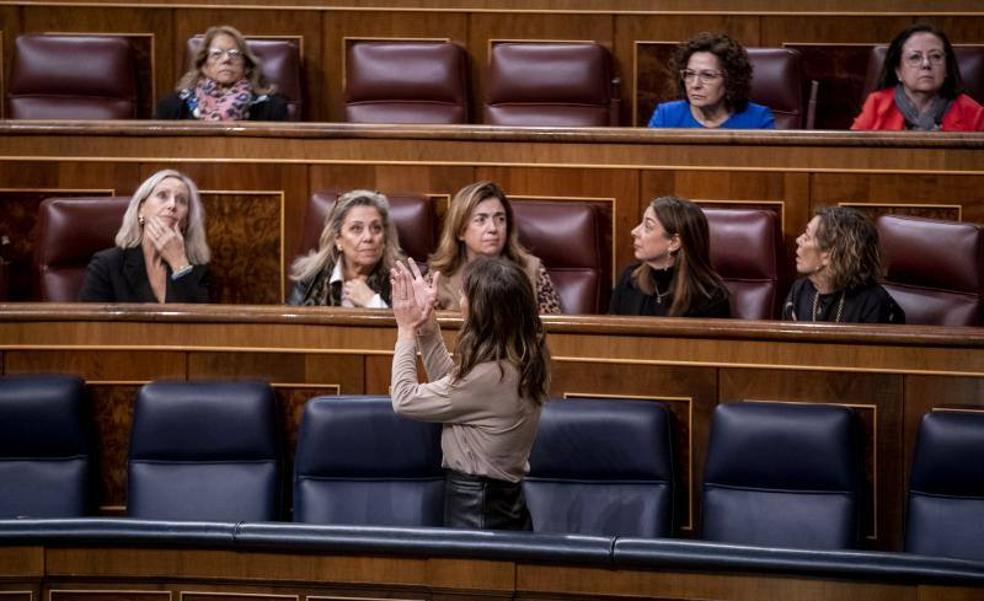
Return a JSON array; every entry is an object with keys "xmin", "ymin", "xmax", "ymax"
[
  {"xmin": 861, "ymin": 45, "xmax": 984, "ymax": 106},
  {"xmin": 7, "ymin": 34, "xmax": 138, "ymax": 119},
  {"xmin": 294, "ymin": 396, "xmax": 444, "ymax": 526},
  {"xmin": 187, "ymin": 35, "xmax": 303, "ymax": 121},
  {"xmin": 345, "ymin": 41, "xmax": 469, "ymax": 124},
  {"xmin": 34, "ymin": 196, "xmax": 129, "ymax": 302},
  {"xmin": 511, "ymin": 200, "xmax": 611, "ymax": 314},
  {"xmin": 127, "ymin": 380, "xmax": 283, "ymax": 521},
  {"xmin": 906, "ymin": 410, "xmax": 984, "ymax": 561},
  {"xmin": 702, "ymin": 402, "xmax": 861, "ymax": 550},
  {"xmin": 747, "ymin": 48, "xmax": 807, "ymax": 129},
  {"xmin": 484, "ymin": 42, "xmax": 619, "ymax": 127},
  {"xmin": 524, "ymin": 398, "xmax": 675, "ymax": 537},
  {"xmin": 301, "ymin": 190, "xmax": 436, "ymax": 263},
  {"xmin": 876, "ymin": 214, "xmax": 982, "ymax": 326},
  {"xmin": 705, "ymin": 208, "xmax": 781, "ymax": 320},
  {"xmin": 0, "ymin": 375, "xmax": 92, "ymax": 518}
]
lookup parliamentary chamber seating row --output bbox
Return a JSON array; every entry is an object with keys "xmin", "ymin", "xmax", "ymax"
[
  {"xmin": 1, "ymin": 373, "xmax": 983, "ymax": 563},
  {"xmin": 31, "ymin": 191, "xmax": 984, "ymax": 323},
  {"xmin": 7, "ymin": 32, "xmax": 984, "ymax": 126}
]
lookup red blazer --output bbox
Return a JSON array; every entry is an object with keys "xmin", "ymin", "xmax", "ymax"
[{"xmin": 851, "ymin": 88, "xmax": 984, "ymax": 131}]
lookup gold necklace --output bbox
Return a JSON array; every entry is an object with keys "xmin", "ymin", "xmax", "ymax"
[{"xmin": 812, "ymin": 289, "xmax": 845, "ymax": 323}]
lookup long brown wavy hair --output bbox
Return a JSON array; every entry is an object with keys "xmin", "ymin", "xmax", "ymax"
[
  {"xmin": 429, "ymin": 181, "xmax": 531, "ymax": 278},
  {"xmin": 812, "ymin": 207, "xmax": 883, "ymax": 292},
  {"xmin": 454, "ymin": 257, "xmax": 550, "ymax": 403},
  {"xmin": 632, "ymin": 196, "xmax": 728, "ymax": 317}
]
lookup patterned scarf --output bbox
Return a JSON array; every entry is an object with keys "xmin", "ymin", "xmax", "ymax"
[
  {"xmin": 192, "ymin": 78, "xmax": 252, "ymax": 121},
  {"xmin": 894, "ymin": 84, "xmax": 951, "ymax": 131}
]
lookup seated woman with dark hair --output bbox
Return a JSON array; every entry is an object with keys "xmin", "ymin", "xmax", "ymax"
[
  {"xmin": 610, "ymin": 196, "xmax": 730, "ymax": 318},
  {"xmin": 288, "ymin": 190, "xmax": 402, "ymax": 307},
  {"xmin": 155, "ymin": 25, "xmax": 288, "ymax": 121},
  {"xmin": 79, "ymin": 169, "xmax": 210, "ymax": 303},
  {"xmin": 783, "ymin": 207, "xmax": 905, "ymax": 324},
  {"xmin": 852, "ymin": 24, "xmax": 983, "ymax": 131},
  {"xmin": 648, "ymin": 32, "xmax": 775, "ymax": 129}
]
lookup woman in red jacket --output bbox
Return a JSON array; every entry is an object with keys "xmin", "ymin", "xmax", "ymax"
[{"xmin": 852, "ymin": 24, "xmax": 983, "ymax": 132}]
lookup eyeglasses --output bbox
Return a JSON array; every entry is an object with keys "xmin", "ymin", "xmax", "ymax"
[
  {"xmin": 207, "ymin": 48, "xmax": 244, "ymax": 62},
  {"xmin": 902, "ymin": 51, "xmax": 945, "ymax": 68},
  {"xmin": 680, "ymin": 69, "xmax": 723, "ymax": 84}
]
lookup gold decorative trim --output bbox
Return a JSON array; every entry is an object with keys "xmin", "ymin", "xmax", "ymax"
[
  {"xmin": 200, "ymin": 189, "xmax": 286, "ymax": 302},
  {"xmin": 743, "ymin": 398, "xmax": 879, "ymax": 540},
  {"xmin": 837, "ymin": 201, "xmax": 963, "ymax": 221},
  {"xmin": 564, "ymin": 391, "xmax": 694, "ymax": 531},
  {"xmin": 270, "ymin": 382, "xmax": 341, "ymax": 394},
  {"xmin": 180, "ymin": 593, "xmax": 297, "ymax": 601},
  {"xmin": 50, "ymin": 591, "xmax": 171, "ymax": 601},
  {"xmin": 632, "ymin": 40, "xmax": 680, "ymax": 128},
  {"xmin": 932, "ymin": 406, "xmax": 984, "ymax": 413},
  {"xmin": 511, "ymin": 193, "xmax": 618, "ymax": 286},
  {"xmin": 693, "ymin": 198, "xmax": 786, "ymax": 237},
  {"xmin": 341, "ymin": 36, "xmax": 451, "ymax": 93},
  {"xmin": 308, "ymin": 596, "xmax": 424, "ymax": 601}
]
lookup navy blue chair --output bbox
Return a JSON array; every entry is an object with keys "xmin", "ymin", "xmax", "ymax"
[
  {"xmin": 702, "ymin": 402, "xmax": 861, "ymax": 550},
  {"xmin": 294, "ymin": 396, "xmax": 444, "ymax": 526},
  {"xmin": 0, "ymin": 375, "xmax": 93, "ymax": 518},
  {"xmin": 906, "ymin": 410, "xmax": 984, "ymax": 561},
  {"xmin": 524, "ymin": 398, "xmax": 675, "ymax": 537},
  {"xmin": 127, "ymin": 380, "xmax": 283, "ymax": 521}
]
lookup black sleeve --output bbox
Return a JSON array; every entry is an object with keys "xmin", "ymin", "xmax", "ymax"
[
  {"xmin": 608, "ymin": 265, "xmax": 634, "ymax": 315},
  {"xmin": 286, "ymin": 279, "xmax": 308, "ymax": 306},
  {"xmin": 154, "ymin": 92, "xmax": 187, "ymax": 119},
  {"xmin": 781, "ymin": 279, "xmax": 804, "ymax": 321},
  {"xmin": 860, "ymin": 288, "xmax": 906, "ymax": 324},
  {"xmin": 703, "ymin": 287, "xmax": 732, "ymax": 318},
  {"xmin": 78, "ymin": 251, "xmax": 115, "ymax": 302},
  {"xmin": 251, "ymin": 95, "xmax": 290, "ymax": 121},
  {"xmin": 170, "ymin": 264, "xmax": 210, "ymax": 303}
]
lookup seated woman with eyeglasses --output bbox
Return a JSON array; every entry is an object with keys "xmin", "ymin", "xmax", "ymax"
[
  {"xmin": 852, "ymin": 24, "xmax": 983, "ymax": 131},
  {"xmin": 155, "ymin": 25, "xmax": 288, "ymax": 121},
  {"xmin": 648, "ymin": 32, "xmax": 775, "ymax": 129}
]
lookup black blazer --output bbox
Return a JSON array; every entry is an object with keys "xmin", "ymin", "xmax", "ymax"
[
  {"xmin": 154, "ymin": 90, "xmax": 289, "ymax": 121},
  {"xmin": 78, "ymin": 247, "xmax": 210, "ymax": 303}
]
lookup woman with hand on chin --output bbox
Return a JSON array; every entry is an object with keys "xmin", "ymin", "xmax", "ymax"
[
  {"xmin": 390, "ymin": 257, "xmax": 549, "ymax": 530},
  {"xmin": 648, "ymin": 32, "xmax": 775, "ymax": 130},
  {"xmin": 782, "ymin": 207, "xmax": 904, "ymax": 324},
  {"xmin": 79, "ymin": 169, "xmax": 210, "ymax": 303},
  {"xmin": 610, "ymin": 196, "xmax": 730, "ymax": 317}
]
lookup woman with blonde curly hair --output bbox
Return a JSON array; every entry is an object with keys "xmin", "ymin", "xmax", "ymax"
[
  {"xmin": 288, "ymin": 190, "xmax": 402, "ymax": 307},
  {"xmin": 428, "ymin": 181, "xmax": 562, "ymax": 314},
  {"xmin": 783, "ymin": 207, "xmax": 904, "ymax": 323}
]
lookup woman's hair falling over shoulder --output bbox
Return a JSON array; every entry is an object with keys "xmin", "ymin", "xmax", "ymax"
[{"xmin": 455, "ymin": 257, "xmax": 550, "ymax": 403}]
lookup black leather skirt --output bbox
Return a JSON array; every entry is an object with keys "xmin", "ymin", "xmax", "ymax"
[{"xmin": 444, "ymin": 469, "xmax": 532, "ymax": 531}]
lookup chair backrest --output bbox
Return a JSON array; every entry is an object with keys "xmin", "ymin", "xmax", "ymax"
[
  {"xmin": 300, "ymin": 190, "xmax": 436, "ymax": 263},
  {"xmin": 906, "ymin": 410, "xmax": 984, "ymax": 561},
  {"xmin": 127, "ymin": 380, "xmax": 283, "ymax": 521},
  {"xmin": 34, "ymin": 196, "xmax": 130, "ymax": 302},
  {"xmin": 511, "ymin": 200, "xmax": 611, "ymax": 314},
  {"xmin": 345, "ymin": 41, "xmax": 469, "ymax": 124},
  {"xmin": 876, "ymin": 214, "xmax": 983, "ymax": 326},
  {"xmin": 705, "ymin": 208, "xmax": 781, "ymax": 320},
  {"xmin": 186, "ymin": 35, "xmax": 303, "ymax": 121},
  {"xmin": 484, "ymin": 42, "xmax": 618, "ymax": 127},
  {"xmin": 294, "ymin": 396, "xmax": 444, "ymax": 526},
  {"xmin": 861, "ymin": 45, "xmax": 984, "ymax": 105},
  {"xmin": 747, "ymin": 47, "xmax": 805, "ymax": 129},
  {"xmin": 8, "ymin": 34, "xmax": 137, "ymax": 119},
  {"xmin": 0, "ymin": 375, "xmax": 92, "ymax": 518},
  {"xmin": 524, "ymin": 398, "xmax": 675, "ymax": 537},
  {"xmin": 702, "ymin": 402, "xmax": 860, "ymax": 550}
]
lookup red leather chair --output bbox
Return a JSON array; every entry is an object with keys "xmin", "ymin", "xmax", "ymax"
[
  {"xmin": 345, "ymin": 41, "xmax": 469, "ymax": 124},
  {"xmin": 7, "ymin": 34, "xmax": 138, "ymax": 119},
  {"xmin": 301, "ymin": 191, "xmax": 436, "ymax": 263},
  {"xmin": 484, "ymin": 42, "xmax": 619, "ymax": 127},
  {"xmin": 186, "ymin": 36, "xmax": 303, "ymax": 121},
  {"xmin": 511, "ymin": 201, "xmax": 611, "ymax": 314},
  {"xmin": 747, "ymin": 48, "xmax": 807, "ymax": 130},
  {"xmin": 34, "ymin": 197, "xmax": 129, "ymax": 301},
  {"xmin": 705, "ymin": 208, "xmax": 781, "ymax": 320},
  {"xmin": 876, "ymin": 215, "xmax": 982, "ymax": 326},
  {"xmin": 861, "ymin": 46, "xmax": 984, "ymax": 105}
]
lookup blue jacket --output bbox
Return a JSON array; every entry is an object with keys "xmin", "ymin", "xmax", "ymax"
[{"xmin": 648, "ymin": 100, "xmax": 775, "ymax": 129}]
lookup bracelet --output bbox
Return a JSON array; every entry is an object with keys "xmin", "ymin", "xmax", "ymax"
[{"xmin": 171, "ymin": 264, "xmax": 193, "ymax": 280}]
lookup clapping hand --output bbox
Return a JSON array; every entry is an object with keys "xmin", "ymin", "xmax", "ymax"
[{"xmin": 391, "ymin": 258, "xmax": 440, "ymax": 338}]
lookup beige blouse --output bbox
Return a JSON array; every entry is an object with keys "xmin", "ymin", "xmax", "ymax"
[
  {"xmin": 433, "ymin": 255, "xmax": 562, "ymax": 314},
  {"xmin": 390, "ymin": 324, "xmax": 542, "ymax": 483}
]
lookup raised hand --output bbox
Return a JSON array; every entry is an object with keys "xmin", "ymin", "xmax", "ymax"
[
  {"xmin": 407, "ymin": 258, "xmax": 440, "ymax": 312},
  {"xmin": 390, "ymin": 261, "xmax": 426, "ymax": 339},
  {"xmin": 143, "ymin": 215, "xmax": 189, "ymax": 270}
]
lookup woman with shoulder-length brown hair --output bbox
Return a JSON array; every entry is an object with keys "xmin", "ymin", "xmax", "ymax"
[
  {"xmin": 429, "ymin": 181, "xmax": 562, "ymax": 314},
  {"xmin": 783, "ymin": 207, "xmax": 905, "ymax": 323},
  {"xmin": 390, "ymin": 256, "xmax": 550, "ymax": 530},
  {"xmin": 155, "ymin": 24, "xmax": 288, "ymax": 121},
  {"xmin": 610, "ymin": 195, "xmax": 730, "ymax": 318}
]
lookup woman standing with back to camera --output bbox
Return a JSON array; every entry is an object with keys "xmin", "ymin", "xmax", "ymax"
[{"xmin": 390, "ymin": 257, "xmax": 550, "ymax": 530}]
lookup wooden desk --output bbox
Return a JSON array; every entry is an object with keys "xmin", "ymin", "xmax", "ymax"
[{"xmin": 1, "ymin": 303, "xmax": 981, "ymax": 550}]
